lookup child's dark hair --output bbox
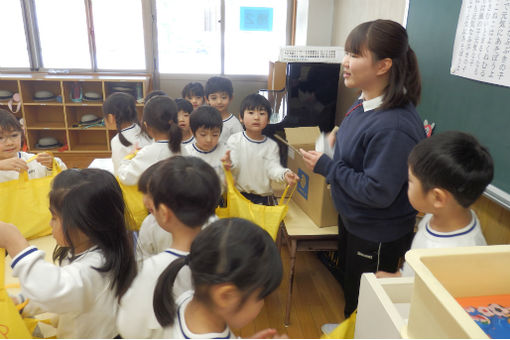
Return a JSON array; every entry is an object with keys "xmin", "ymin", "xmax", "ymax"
[
  {"xmin": 143, "ymin": 96, "xmax": 182, "ymax": 153},
  {"xmin": 138, "ymin": 161, "xmax": 162, "ymax": 194},
  {"xmin": 408, "ymin": 131, "xmax": 494, "ymax": 208},
  {"xmin": 181, "ymin": 82, "xmax": 204, "ymax": 98},
  {"xmin": 153, "ymin": 218, "xmax": 283, "ymax": 327},
  {"xmin": 345, "ymin": 19, "xmax": 421, "ymax": 110},
  {"xmin": 239, "ymin": 93, "xmax": 272, "ymax": 119},
  {"xmin": 205, "ymin": 76, "xmax": 233, "ymax": 98},
  {"xmin": 148, "ymin": 155, "xmax": 221, "ymax": 227},
  {"xmin": 189, "ymin": 106, "xmax": 223, "ymax": 134},
  {"xmin": 0, "ymin": 109, "xmax": 23, "ymax": 132},
  {"xmin": 175, "ymin": 98, "xmax": 193, "ymax": 114},
  {"xmin": 144, "ymin": 90, "xmax": 167, "ymax": 104},
  {"xmin": 49, "ymin": 169, "xmax": 137, "ymax": 301},
  {"xmin": 103, "ymin": 93, "xmax": 146, "ymax": 147}
]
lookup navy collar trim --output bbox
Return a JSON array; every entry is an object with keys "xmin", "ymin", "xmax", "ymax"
[
  {"xmin": 193, "ymin": 143, "xmax": 218, "ymax": 154},
  {"xmin": 426, "ymin": 218, "xmax": 477, "ymax": 238},
  {"xmin": 120, "ymin": 124, "xmax": 136, "ymax": 132},
  {"xmin": 156, "ymin": 140, "xmax": 169, "ymax": 144},
  {"xmin": 182, "ymin": 136, "xmax": 194, "ymax": 144},
  {"xmin": 223, "ymin": 114, "xmax": 234, "ymax": 123},
  {"xmin": 242, "ymin": 131, "xmax": 267, "ymax": 144},
  {"xmin": 164, "ymin": 249, "xmax": 187, "ymax": 257}
]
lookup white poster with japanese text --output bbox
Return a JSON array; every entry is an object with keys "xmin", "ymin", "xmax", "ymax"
[{"xmin": 451, "ymin": 0, "xmax": 510, "ymax": 87}]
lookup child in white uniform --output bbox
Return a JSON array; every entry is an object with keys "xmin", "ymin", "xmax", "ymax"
[
  {"xmin": 117, "ymin": 156, "xmax": 221, "ymax": 338},
  {"xmin": 176, "ymin": 98, "xmax": 195, "ymax": 146},
  {"xmin": 0, "ymin": 109, "xmax": 66, "ymax": 183},
  {"xmin": 152, "ymin": 218, "xmax": 286, "ymax": 338},
  {"xmin": 102, "ymin": 92, "xmax": 152, "ymax": 175},
  {"xmin": 223, "ymin": 94, "xmax": 299, "ymax": 205},
  {"xmin": 205, "ymin": 76, "xmax": 243, "ymax": 146},
  {"xmin": 0, "ymin": 168, "xmax": 137, "ymax": 338},
  {"xmin": 185, "ymin": 106, "xmax": 227, "ymax": 192},
  {"xmin": 377, "ymin": 131, "xmax": 493, "ymax": 278},
  {"xmin": 118, "ymin": 96, "xmax": 184, "ymax": 185},
  {"xmin": 182, "ymin": 82, "xmax": 205, "ymax": 112}
]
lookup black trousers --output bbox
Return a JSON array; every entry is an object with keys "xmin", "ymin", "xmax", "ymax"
[
  {"xmin": 241, "ymin": 192, "xmax": 276, "ymax": 206},
  {"xmin": 336, "ymin": 215, "xmax": 414, "ymax": 318}
]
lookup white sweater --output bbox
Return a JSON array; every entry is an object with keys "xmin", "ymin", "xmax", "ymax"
[
  {"xmin": 226, "ymin": 132, "xmax": 288, "ymax": 196},
  {"xmin": 111, "ymin": 124, "xmax": 152, "ymax": 175},
  {"xmin": 117, "ymin": 141, "xmax": 184, "ymax": 186},
  {"xmin": 185, "ymin": 142, "xmax": 227, "ymax": 192},
  {"xmin": 117, "ymin": 248, "xmax": 192, "ymax": 338},
  {"xmin": 219, "ymin": 114, "xmax": 243, "ymax": 146},
  {"xmin": 0, "ymin": 151, "xmax": 67, "ymax": 183},
  {"xmin": 11, "ymin": 246, "xmax": 119, "ymax": 338}
]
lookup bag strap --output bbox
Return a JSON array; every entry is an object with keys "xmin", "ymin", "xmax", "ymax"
[
  {"xmin": 19, "ymin": 156, "xmax": 61, "ymax": 183},
  {"xmin": 278, "ymin": 184, "xmax": 297, "ymax": 206}
]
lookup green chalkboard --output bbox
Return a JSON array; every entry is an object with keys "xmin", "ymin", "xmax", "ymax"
[{"xmin": 407, "ymin": 0, "xmax": 510, "ymax": 197}]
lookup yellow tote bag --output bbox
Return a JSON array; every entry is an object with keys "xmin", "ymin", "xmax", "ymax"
[
  {"xmin": 320, "ymin": 310, "xmax": 357, "ymax": 339},
  {"xmin": 0, "ymin": 249, "xmax": 32, "ymax": 338},
  {"xmin": 116, "ymin": 180, "xmax": 148, "ymax": 231},
  {"xmin": 0, "ymin": 159, "xmax": 62, "ymax": 240},
  {"xmin": 215, "ymin": 168, "xmax": 296, "ymax": 240}
]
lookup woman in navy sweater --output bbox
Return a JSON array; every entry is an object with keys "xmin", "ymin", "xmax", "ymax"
[{"xmin": 301, "ymin": 20, "xmax": 426, "ymax": 319}]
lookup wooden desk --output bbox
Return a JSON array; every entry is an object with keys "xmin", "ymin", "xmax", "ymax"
[{"xmin": 278, "ymin": 201, "xmax": 339, "ymax": 326}]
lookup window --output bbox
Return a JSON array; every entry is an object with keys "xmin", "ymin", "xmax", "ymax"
[
  {"xmin": 35, "ymin": 0, "xmax": 91, "ymax": 69},
  {"xmin": 0, "ymin": 0, "xmax": 30, "ymax": 68},
  {"xmin": 91, "ymin": 0, "xmax": 146, "ymax": 70},
  {"xmin": 156, "ymin": 0, "xmax": 222, "ymax": 74},
  {"xmin": 156, "ymin": 0, "xmax": 288, "ymax": 75}
]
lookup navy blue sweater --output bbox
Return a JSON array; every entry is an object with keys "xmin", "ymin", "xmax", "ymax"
[{"xmin": 314, "ymin": 99, "xmax": 426, "ymax": 243}]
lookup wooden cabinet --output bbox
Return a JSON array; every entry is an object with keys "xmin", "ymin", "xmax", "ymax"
[{"xmin": 0, "ymin": 73, "xmax": 151, "ymax": 168}]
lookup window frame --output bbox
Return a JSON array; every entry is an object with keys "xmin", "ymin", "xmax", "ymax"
[{"xmin": 0, "ymin": 0, "xmax": 293, "ymax": 79}]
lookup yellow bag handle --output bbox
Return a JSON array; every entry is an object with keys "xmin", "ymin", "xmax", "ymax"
[{"xmin": 19, "ymin": 154, "xmax": 62, "ymax": 182}]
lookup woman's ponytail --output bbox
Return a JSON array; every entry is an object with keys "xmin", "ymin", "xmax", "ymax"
[
  {"xmin": 153, "ymin": 257, "xmax": 187, "ymax": 327},
  {"xmin": 404, "ymin": 47, "xmax": 421, "ymax": 107},
  {"xmin": 168, "ymin": 120, "xmax": 182, "ymax": 154}
]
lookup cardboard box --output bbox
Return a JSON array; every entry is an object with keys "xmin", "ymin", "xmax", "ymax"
[
  {"xmin": 404, "ymin": 245, "xmax": 510, "ymax": 339},
  {"xmin": 285, "ymin": 127, "xmax": 337, "ymax": 227}
]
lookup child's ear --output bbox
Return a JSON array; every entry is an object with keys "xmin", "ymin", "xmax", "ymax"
[
  {"xmin": 431, "ymin": 188, "xmax": 449, "ymax": 209},
  {"xmin": 106, "ymin": 114, "xmax": 116, "ymax": 128},
  {"xmin": 210, "ymin": 283, "xmax": 241, "ymax": 310},
  {"xmin": 155, "ymin": 203, "xmax": 174, "ymax": 226}
]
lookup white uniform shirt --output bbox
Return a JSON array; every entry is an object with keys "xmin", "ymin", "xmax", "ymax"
[
  {"xmin": 111, "ymin": 124, "xmax": 152, "ymax": 175},
  {"xmin": 11, "ymin": 246, "xmax": 119, "ymax": 338},
  {"xmin": 117, "ymin": 140, "xmax": 184, "ymax": 186},
  {"xmin": 219, "ymin": 114, "xmax": 243, "ymax": 146},
  {"xmin": 181, "ymin": 135, "xmax": 195, "ymax": 146},
  {"xmin": 117, "ymin": 248, "xmax": 192, "ymax": 338},
  {"xmin": 401, "ymin": 211, "xmax": 487, "ymax": 277},
  {"xmin": 0, "ymin": 151, "xmax": 67, "ymax": 183},
  {"xmin": 160, "ymin": 290, "xmax": 235, "ymax": 339},
  {"xmin": 136, "ymin": 214, "xmax": 218, "ymax": 263},
  {"xmin": 227, "ymin": 132, "xmax": 288, "ymax": 196},
  {"xmin": 185, "ymin": 142, "xmax": 227, "ymax": 192}
]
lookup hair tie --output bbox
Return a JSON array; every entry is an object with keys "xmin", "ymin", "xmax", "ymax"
[{"xmin": 184, "ymin": 255, "xmax": 190, "ymax": 265}]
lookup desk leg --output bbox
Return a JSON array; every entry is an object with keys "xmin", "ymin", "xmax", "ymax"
[{"xmin": 284, "ymin": 239, "xmax": 297, "ymax": 326}]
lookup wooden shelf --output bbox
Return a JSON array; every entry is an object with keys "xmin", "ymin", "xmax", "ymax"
[{"xmin": 0, "ymin": 73, "xmax": 151, "ymax": 161}]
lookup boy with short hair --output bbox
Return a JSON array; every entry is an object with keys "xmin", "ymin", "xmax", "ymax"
[
  {"xmin": 185, "ymin": 106, "xmax": 227, "ymax": 192},
  {"xmin": 181, "ymin": 82, "xmax": 205, "ymax": 111},
  {"xmin": 205, "ymin": 76, "xmax": 243, "ymax": 145},
  {"xmin": 377, "ymin": 131, "xmax": 493, "ymax": 278},
  {"xmin": 222, "ymin": 93, "xmax": 299, "ymax": 205},
  {"xmin": 175, "ymin": 98, "xmax": 194, "ymax": 146}
]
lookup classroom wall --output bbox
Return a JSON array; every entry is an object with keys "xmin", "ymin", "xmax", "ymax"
[{"xmin": 295, "ymin": 0, "xmax": 335, "ymax": 46}]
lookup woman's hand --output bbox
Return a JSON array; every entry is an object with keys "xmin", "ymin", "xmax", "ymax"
[
  {"xmin": 299, "ymin": 149, "xmax": 324, "ymax": 172},
  {"xmin": 0, "ymin": 221, "xmax": 29, "ymax": 258},
  {"xmin": 36, "ymin": 152, "xmax": 53, "ymax": 169},
  {"xmin": 0, "ymin": 157, "xmax": 28, "ymax": 172},
  {"xmin": 327, "ymin": 126, "xmax": 339, "ymax": 148}
]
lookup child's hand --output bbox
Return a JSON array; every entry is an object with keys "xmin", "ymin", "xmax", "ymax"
[
  {"xmin": 300, "ymin": 149, "xmax": 324, "ymax": 172},
  {"xmin": 221, "ymin": 150, "xmax": 232, "ymax": 171},
  {"xmin": 248, "ymin": 328, "xmax": 288, "ymax": 339},
  {"xmin": 0, "ymin": 221, "xmax": 29, "ymax": 258},
  {"xmin": 0, "ymin": 157, "xmax": 29, "ymax": 172},
  {"xmin": 284, "ymin": 170, "xmax": 299, "ymax": 186},
  {"xmin": 375, "ymin": 270, "xmax": 402, "ymax": 278},
  {"xmin": 36, "ymin": 152, "xmax": 53, "ymax": 169}
]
